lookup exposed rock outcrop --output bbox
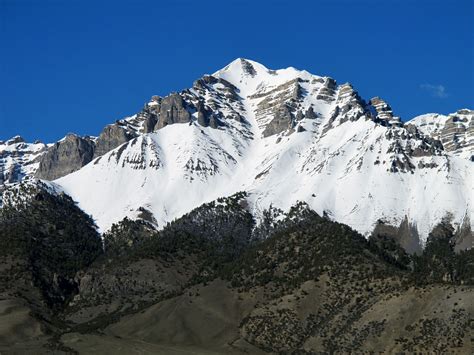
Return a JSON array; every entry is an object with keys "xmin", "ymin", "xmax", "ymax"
[
  {"xmin": 262, "ymin": 104, "xmax": 295, "ymax": 137},
  {"xmin": 368, "ymin": 97, "xmax": 402, "ymax": 127},
  {"xmin": 316, "ymin": 77, "xmax": 337, "ymax": 102},
  {"xmin": 439, "ymin": 111, "xmax": 473, "ymax": 154},
  {"xmin": 239, "ymin": 58, "xmax": 257, "ymax": 77},
  {"xmin": 35, "ymin": 134, "xmax": 95, "ymax": 180},
  {"xmin": 304, "ymin": 106, "xmax": 317, "ymax": 119},
  {"xmin": 372, "ymin": 216, "xmax": 423, "ymax": 255},
  {"xmin": 454, "ymin": 215, "xmax": 474, "ymax": 252},
  {"xmin": 196, "ymin": 101, "xmax": 223, "ymax": 128},
  {"xmin": 408, "ymin": 109, "xmax": 473, "ymax": 160},
  {"xmin": 321, "ymin": 84, "xmax": 366, "ymax": 134},
  {"xmin": 138, "ymin": 99, "xmax": 160, "ymax": 134},
  {"xmin": 154, "ymin": 93, "xmax": 191, "ymax": 129},
  {"xmin": 94, "ymin": 124, "xmax": 137, "ymax": 158},
  {"xmin": 337, "ymin": 83, "xmax": 366, "ymax": 122}
]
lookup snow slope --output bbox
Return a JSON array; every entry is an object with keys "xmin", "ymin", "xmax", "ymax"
[{"xmin": 47, "ymin": 59, "xmax": 474, "ymax": 242}]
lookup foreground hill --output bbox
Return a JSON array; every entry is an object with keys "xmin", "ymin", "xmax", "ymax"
[{"xmin": 0, "ymin": 186, "xmax": 472, "ymax": 353}]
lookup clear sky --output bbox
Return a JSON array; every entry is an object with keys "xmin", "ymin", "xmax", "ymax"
[{"xmin": 1, "ymin": 0, "xmax": 473, "ymax": 142}]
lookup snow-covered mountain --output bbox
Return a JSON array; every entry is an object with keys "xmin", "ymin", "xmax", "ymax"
[
  {"xmin": 2, "ymin": 59, "xmax": 473, "ymax": 244},
  {"xmin": 408, "ymin": 110, "xmax": 474, "ymax": 161},
  {"xmin": 0, "ymin": 136, "xmax": 48, "ymax": 187}
]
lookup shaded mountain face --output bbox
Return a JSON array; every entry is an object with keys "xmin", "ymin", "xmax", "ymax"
[
  {"xmin": 0, "ymin": 181, "xmax": 102, "ymax": 311},
  {"xmin": 1, "ymin": 58, "xmax": 473, "ymax": 244}
]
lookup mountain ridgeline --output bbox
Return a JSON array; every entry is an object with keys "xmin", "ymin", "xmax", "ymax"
[{"xmin": 1, "ymin": 58, "xmax": 472, "ymax": 246}]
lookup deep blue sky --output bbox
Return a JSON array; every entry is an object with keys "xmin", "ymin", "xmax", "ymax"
[{"xmin": 1, "ymin": 0, "xmax": 473, "ymax": 142}]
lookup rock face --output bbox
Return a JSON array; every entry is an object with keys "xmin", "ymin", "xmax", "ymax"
[
  {"xmin": 252, "ymin": 78, "xmax": 304, "ymax": 136},
  {"xmin": 154, "ymin": 93, "xmax": 192, "ymax": 129},
  {"xmin": 372, "ymin": 217, "xmax": 423, "ymax": 255},
  {"xmin": 409, "ymin": 109, "xmax": 474, "ymax": 160},
  {"xmin": 368, "ymin": 97, "xmax": 402, "ymax": 127},
  {"xmin": 35, "ymin": 134, "xmax": 95, "ymax": 180},
  {"xmin": 438, "ymin": 110, "xmax": 474, "ymax": 158},
  {"xmin": 262, "ymin": 104, "xmax": 295, "ymax": 137},
  {"xmin": 94, "ymin": 124, "xmax": 137, "ymax": 158},
  {"xmin": 138, "ymin": 104, "xmax": 159, "ymax": 134},
  {"xmin": 238, "ymin": 58, "xmax": 257, "ymax": 76},
  {"xmin": 454, "ymin": 216, "xmax": 474, "ymax": 252},
  {"xmin": 336, "ymin": 84, "xmax": 365, "ymax": 121},
  {"xmin": 321, "ymin": 83, "xmax": 366, "ymax": 134},
  {"xmin": 316, "ymin": 77, "xmax": 337, "ymax": 102},
  {"xmin": 33, "ymin": 116, "xmax": 143, "ymax": 180},
  {"xmin": 304, "ymin": 106, "xmax": 317, "ymax": 119},
  {"xmin": 195, "ymin": 101, "xmax": 223, "ymax": 128}
]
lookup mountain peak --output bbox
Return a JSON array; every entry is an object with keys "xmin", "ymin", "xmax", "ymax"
[
  {"xmin": 2, "ymin": 60, "xmax": 472, "ymax": 245},
  {"xmin": 4, "ymin": 135, "xmax": 25, "ymax": 145},
  {"xmin": 212, "ymin": 58, "xmax": 271, "ymax": 93},
  {"xmin": 212, "ymin": 58, "xmax": 325, "ymax": 100},
  {"xmin": 215, "ymin": 58, "xmax": 268, "ymax": 76}
]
